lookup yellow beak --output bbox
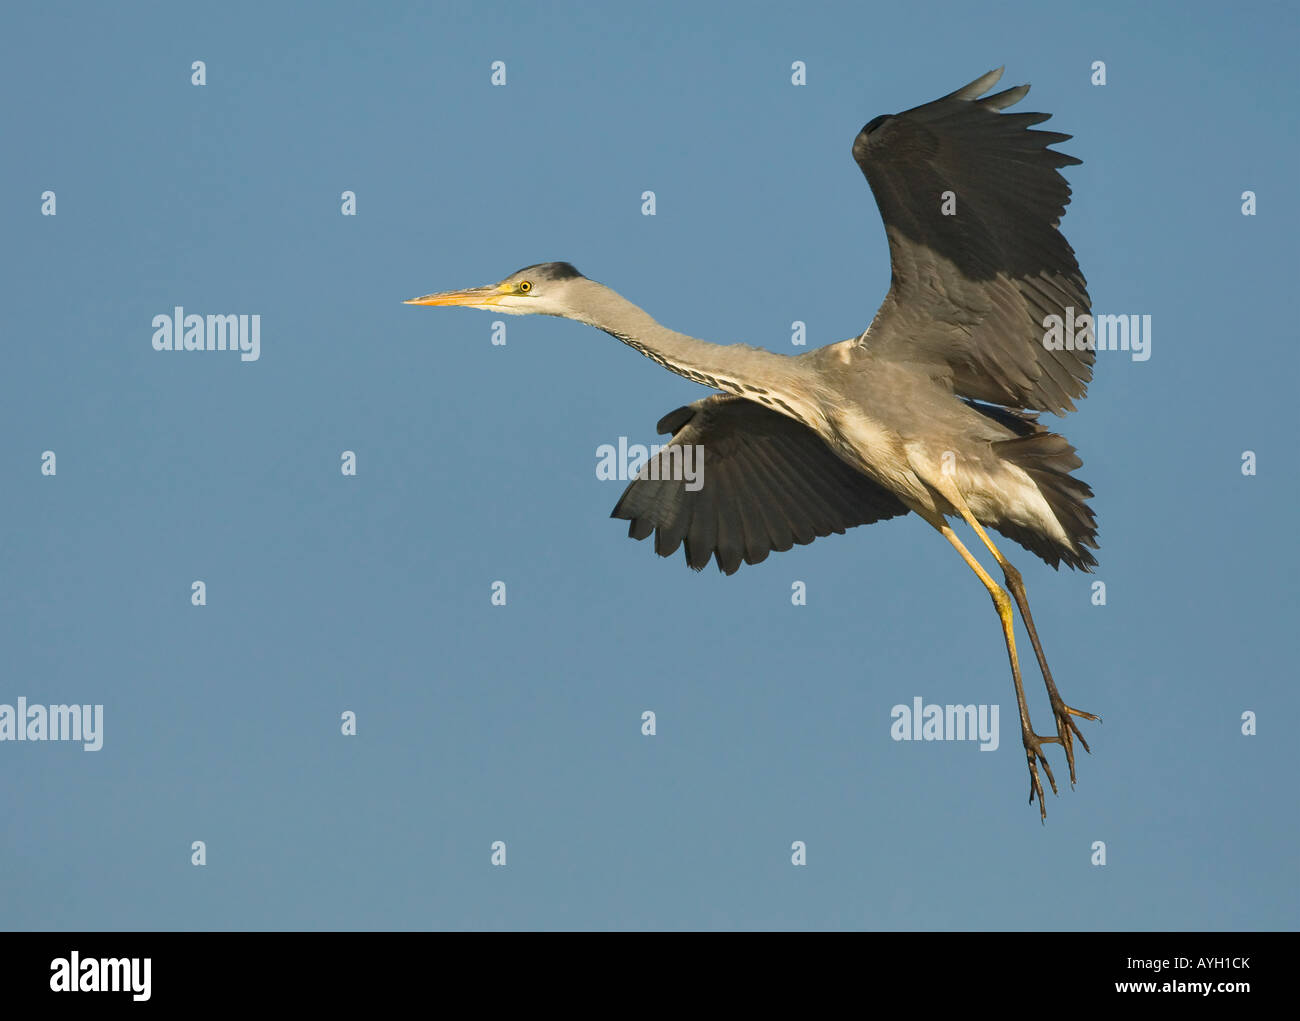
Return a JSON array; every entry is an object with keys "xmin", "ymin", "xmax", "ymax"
[{"xmin": 404, "ymin": 285, "xmax": 503, "ymax": 308}]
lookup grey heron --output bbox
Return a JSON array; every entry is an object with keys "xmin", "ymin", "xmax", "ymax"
[{"xmin": 406, "ymin": 68, "xmax": 1099, "ymax": 821}]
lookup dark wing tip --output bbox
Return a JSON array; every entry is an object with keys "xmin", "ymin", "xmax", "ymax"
[
  {"xmin": 943, "ymin": 67, "xmax": 1005, "ymax": 102},
  {"xmin": 853, "ymin": 69, "xmax": 1090, "ymax": 414}
]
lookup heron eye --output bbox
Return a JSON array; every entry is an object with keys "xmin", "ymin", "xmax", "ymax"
[{"xmin": 518, "ymin": 280, "xmax": 532, "ymax": 293}]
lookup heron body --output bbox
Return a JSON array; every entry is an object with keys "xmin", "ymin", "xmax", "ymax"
[{"xmin": 407, "ymin": 68, "xmax": 1100, "ymax": 820}]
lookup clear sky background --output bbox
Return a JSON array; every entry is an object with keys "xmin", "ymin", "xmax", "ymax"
[{"xmin": 2, "ymin": 1, "xmax": 1296, "ymax": 931}]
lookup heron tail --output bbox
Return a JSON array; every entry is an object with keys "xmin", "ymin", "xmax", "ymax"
[{"xmin": 993, "ymin": 430, "xmax": 1099, "ymax": 571}]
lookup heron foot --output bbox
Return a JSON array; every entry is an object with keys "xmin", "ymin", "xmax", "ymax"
[
  {"xmin": 1023, "ymin": 702, "xmax": 1098, "ymax": 820},
  {"xmin": 1046, "ymin": 699, "xmax": 1099, "ymax": 787},
  {"xmin": 1022, "ymin": 729, "xmax": 1059, "ymax": 823}
]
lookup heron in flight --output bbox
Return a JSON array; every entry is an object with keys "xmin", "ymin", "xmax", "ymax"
[{"xmin": 407, "ymin": 68, "xmax": 1099, "ymax": 820}]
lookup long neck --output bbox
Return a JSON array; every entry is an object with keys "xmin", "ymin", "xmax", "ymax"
[{"xmin": 570, "ymin": 280, "xmax": 828, "ymax": 430}]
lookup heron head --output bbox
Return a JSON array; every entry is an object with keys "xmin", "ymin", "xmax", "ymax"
[{"xmin": 405, "ymin": 262, "xmax": 586, "ymax": 317}]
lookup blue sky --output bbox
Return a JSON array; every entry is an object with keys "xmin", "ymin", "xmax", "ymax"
[{"xmin": 2, "ymin": 0, "xmax": 1296, "ymax": 930}]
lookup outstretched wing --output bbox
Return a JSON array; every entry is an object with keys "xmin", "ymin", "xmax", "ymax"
[
  {"xmin": 610, "ymin": 394, "xmax": 909, "ymax": 574},
  {"xmin": 853, "ymin": 67, "xmax": 1091, "ymax": 414}
]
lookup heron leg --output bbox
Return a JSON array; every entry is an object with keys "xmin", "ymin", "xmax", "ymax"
[
  {"xmin": 935, "ymin": 522, "xmax": 1058, "ymax": 820},
  {"xmin": 940, "ymin": 488, "xmax": 1099, "ymax": 787}
]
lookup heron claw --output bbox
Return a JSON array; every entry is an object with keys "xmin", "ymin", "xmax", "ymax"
[
  {"xmin": 1050, "ymin": 700, "xmax": 1099, "ymax": 787},
  {"xmin": 1023, "ymin": 731, "xmax": 1059, "ymax": 822},
  {"xmin": 1020, "ymin": 701, "xmax": 1098, "ymax": 821}
]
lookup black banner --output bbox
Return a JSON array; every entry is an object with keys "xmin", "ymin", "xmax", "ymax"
[{"xmin": 0, "ymin": 931, "xmax": 1276, "ymax": 1005}]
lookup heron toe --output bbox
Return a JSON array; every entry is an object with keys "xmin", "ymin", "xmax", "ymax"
[
  {"xmin": 1022, "ymin": 729, "xmax": 1060, "ymax": 822},
  {"xmin": 1049, "ymin": 701, "xmax": 1099, "ymax": 786}
]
